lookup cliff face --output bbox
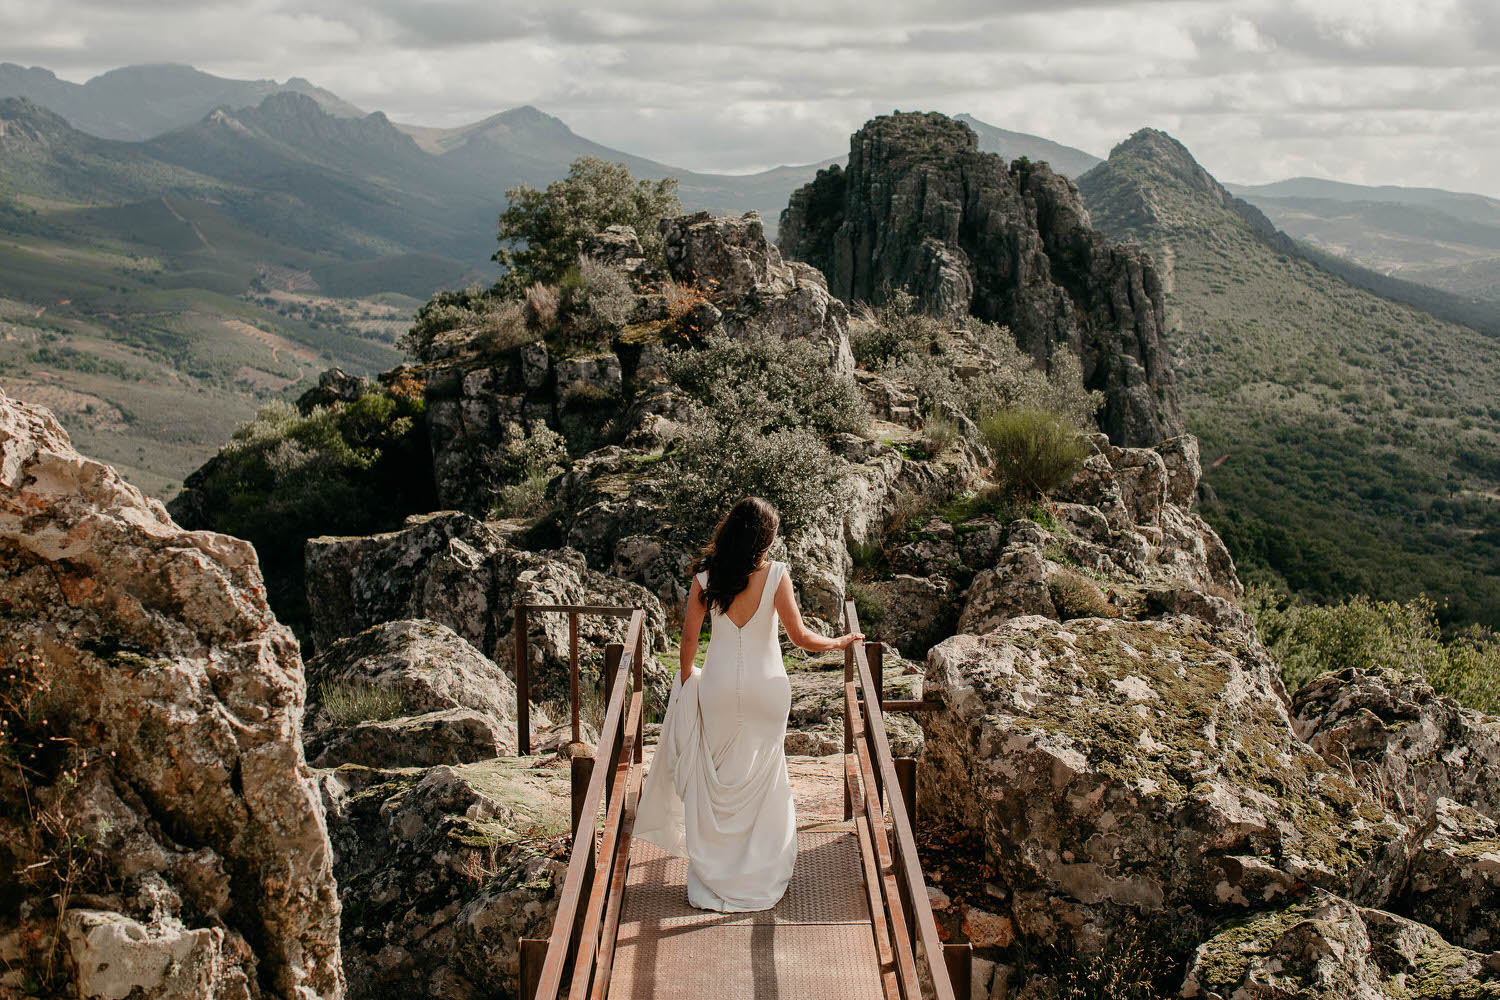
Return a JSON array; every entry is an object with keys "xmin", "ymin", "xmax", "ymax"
[
  {"xmin": 779, "ymin": 111, "xmax": 1183, "ymax": 447},
  {"xmin": 0, "ymin": 390, "xmax": 343, "ymax": 998}
]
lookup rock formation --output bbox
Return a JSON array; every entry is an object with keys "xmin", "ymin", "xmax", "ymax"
[
  {"xmin": 779, "ymin": 111, "xmax": 1183, "ymax": 446},
  {"xmin": 660, "ymin": 211, "xmax": 855, "ymax": 374},
  {"xmin": 0, "ymin": 390, "xmax": 343, "ymax": 998},
  {"xmin": 304, "ymin": 510, "xmax": 670, "ymax": 707}
]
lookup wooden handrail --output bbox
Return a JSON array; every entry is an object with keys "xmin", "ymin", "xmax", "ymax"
[
  {"xmin": 845, "ymin": 598, "xmax": 958, "ymax": 1000},
  {"xmin": 531, "ymin": 607, "xmax": 647, "ymax": 1000}
]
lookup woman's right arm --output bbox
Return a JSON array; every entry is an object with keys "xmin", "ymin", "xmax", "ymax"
[
  {"xmin": 679, "ymin": 576, "xmax": 707, "ymax": 683},
  {"xmin": 773, "ymin": 573, "xmax": 864, "ymax": 652}
]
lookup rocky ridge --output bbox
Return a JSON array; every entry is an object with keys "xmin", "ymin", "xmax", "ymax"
[{"xmin": 779, "ymin": 111, "xmax": 1184, "ymax": 447}]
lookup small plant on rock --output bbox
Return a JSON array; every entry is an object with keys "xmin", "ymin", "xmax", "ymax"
[
  {"xmin": 1048, "ymin": 569, "xmax": 1119, "ymax": 620},
  {"xmin": 316, "ymin": 681, "xmax": 410, "ymax": 726},
  {"xmin": 978, "ymin": 407, "xmax": 1089, "ymax": 499}
]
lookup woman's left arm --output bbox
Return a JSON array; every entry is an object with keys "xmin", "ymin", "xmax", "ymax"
[{"xmin": 679, "ymin": 576, "xmax": 707, "ymax": 683}]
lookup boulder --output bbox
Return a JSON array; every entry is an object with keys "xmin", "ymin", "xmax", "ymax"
[
  {"xmin": 304, "ymin": 619, "xmax": 527, "ymax": 737},
  {"xmin": 1180, "ymin": 889, "xmax": 1500, "ymax": 999},
  {"xmin": 1293, "ymin": 666, "xmax": 1500, "ymax": 825},
  {"xmin": 321, "ymin": 758, "xmax": 570, "ymax": 998},
  {"xmin": 660, "ymin": 211, "xmax": 855, "ymax": 374},
  {"xmin": 778, "ymin": 112, "xmax": 1182, "ymax": 447},
  {"xmin": 65, "ymin": 910, "xmax": 257, "ymax": 1000},
  {"xmin": 305, "ymin": 511, "xmax": 670, "ymax": 708},
  {"xmin": 308, "ymin": 709, "xmax": 512, "ymax": 769},
  {"xmin": 864, "ymin": 574, "xmax": 959, "ymax": 661},
  {"xmin": 296, "ymin": 366, "xmax": 371, "ymax": 414},
  {"xmin": 957, "ymin": 521, "xmax": 1057, "ymax": 633},
  {"xmin": 919, "ymin": 615, "xmax": 1411, "ymax": 954},
  {"xmin": 0, "ymin": 391, "xmax": 342, "ymax": 998}
]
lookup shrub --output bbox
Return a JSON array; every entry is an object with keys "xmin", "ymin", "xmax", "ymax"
[
  {"xmin": 659, "ymin": 278, "xmax": 716, "ymax": 333},
  {"xmin": 317, "ymin": 681, "xmax": 409, "ymax": 726},
  {"xmin": 486, "ymin": 423, "xmax": 566, "ymax": 519},
  {"xmin": 477, "ymin": 298, "xmax": 530, "ymax": 355},
  {"xmin": 1048, "ymin": 569, "xmax": 1119, "ymax": 620},
  {"xmin": 524, "ymin": 282, "xmax": 559, "ymax": 331},
  {"xmin": 655, "ymin": 416, "xmax": 851, "ymax": 541},
  {"xmin": 495, "ymin": 157, "xmax": 682, "ymax": 293},
  {"xmin": 400, "ymin": 284, "xmax": 495, "ymax": 358},
  {"xmin": 919, "ymin": 412, "xmax": 961, "ymax": 457},
  {"xmin": 848, "ymin": 581, "xmax": 886, "ymax": 629},
  {"xmin": 1247, "ymin": 587, "xmax": 1500, "ymax": 712},
  {"xmin": 557, "ymin": 257, "xmax": 635, "ymax": 344},
  {"xmin": 978, "ymin": 407, "xmax": 1090, "ymax": 498},
  {"xmin": 664, "ymin": 333, "xmax": 868, "ymax": 436},
  {"xmin": 170, "ymin": 393, "xmax": 436, "ymax": 638}
]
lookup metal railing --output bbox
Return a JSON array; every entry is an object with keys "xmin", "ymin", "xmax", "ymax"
[
  {"xmin": 514, "ymin": 597, "xmax": 970, "ymax": 1000},
  {"xmin": 517, "ymin": 605, "xmax": 647, "ymax": 1000},
  {"xmin": 844, "ymin": 598, "xmax": 969, "ymax": 1000}
]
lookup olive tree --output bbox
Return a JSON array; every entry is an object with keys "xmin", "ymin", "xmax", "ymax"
[{"xmin": 494, "ymin": 157, "xmax": 682, "ymax": 294}]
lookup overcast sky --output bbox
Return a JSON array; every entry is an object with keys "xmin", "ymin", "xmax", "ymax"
[{"xmin": 4, "ymin": 0, "xmax": 1499, "ymax": 195}]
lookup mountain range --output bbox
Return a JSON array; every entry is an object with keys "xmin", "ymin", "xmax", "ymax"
[
  {"xmin": 1, "ymin": 63, "xmax": 1497, "ymax": 625},
  {"xmin": 1080, "ymin": 129, "xmax": 1500, "ymax": 626}
]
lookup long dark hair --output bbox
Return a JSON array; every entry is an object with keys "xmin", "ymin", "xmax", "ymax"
[{"xmin": 694, "ymin": 497, "xmax": 780, "ymax": 614}]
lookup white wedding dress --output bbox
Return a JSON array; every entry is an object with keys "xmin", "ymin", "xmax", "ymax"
[{"xmin": 635, "ymin": 561, "xmax": 798, "ymax": 911}]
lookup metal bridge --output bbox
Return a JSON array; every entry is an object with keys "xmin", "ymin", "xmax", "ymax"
[{"xmin": 511, "ymin": 600, "xmax": 969, "ymax": 1000}]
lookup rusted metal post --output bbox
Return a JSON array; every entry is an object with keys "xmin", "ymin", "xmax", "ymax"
[
  {"xmin": 944, "ymin": 942, "xmax": 973, "ymax": 1000},
  {"xmin": 571, "ymin": 756, "xmax": 594, "ymax": 842},
  {"xmin": 603, "ymin": 643, "xmax": 623, "ymax": 807},
  {"xmin": 843, "ymin": 641, "xmax": 854, "ymax": 821},
  {"xmin": 569, "ymin": 610, "xmax": 581, "ymax": 745},
  {"xmin": 870, "ymin": 641, "xmax": 885, "ymax": 708},
  {"xmin": 632, "ymin": 621, "xmax": 645, "ymax": 763},
  {"xmin": 515, "ymin": 604, "xmax": 530, "ymax": 756},
  {"xmin": 518, "ymin": 937, "xmax": 547, "ymax": 1000}
]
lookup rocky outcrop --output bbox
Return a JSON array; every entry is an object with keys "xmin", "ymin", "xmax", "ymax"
[
  {"xmin": 1180, "ymin": 889, "xmax": 1500, "ymax": 999},
  {"xmin": 953, "ymin": 432, "xmax": 1237, "ymax": 637},
  {"xmin": 778, "ymin": 111, "xmax": 1183, "ymax": 446},
  {"xmin": 0, "ymin": 391, "xmax": 342, "ymax": 997},
  {"xmin": 661, "ymin": 211, "xmax": 855, "ymax": 374},
  {"xmin": 919, "ymin": 615, "xmax": 1411, "ymax": 953},
  {"xmin": 1292, "ymin": 666, "xmax": 1500, "ymax": 824},
  {"xmin": 304, "ymin": 511, "xmax": 670, "ymax": 707},
  {"xmin": 1395, "ymin": 798, "xmax": 1500, "ymax": 953},
  {"xmin": 320, "ymin": 759, "xmax": 569, "ymax": 998}
]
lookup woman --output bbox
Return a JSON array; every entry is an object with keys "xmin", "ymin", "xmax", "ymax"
[{"xmin": 634, "ymin": 496, "xmax": 864, "ymax": 911}]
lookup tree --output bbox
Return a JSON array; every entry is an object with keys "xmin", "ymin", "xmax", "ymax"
[{"xmin": 493, "ymin": 157, "xmax": 682, "ymax": 294}]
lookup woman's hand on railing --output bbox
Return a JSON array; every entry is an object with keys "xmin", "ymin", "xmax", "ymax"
[{"xmin": 831, "ymin": 631, "xmax": 866, "ymax": 651}]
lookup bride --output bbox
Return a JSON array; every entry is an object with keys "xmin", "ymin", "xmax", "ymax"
[{"xmin": 634, "ymin": 496, "xmax": 864, "ymax": 911}]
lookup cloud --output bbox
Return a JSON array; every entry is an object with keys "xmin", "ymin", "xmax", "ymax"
[{"xmin": 1, "ymin": 0, "xmax": 1498, "ymax": 194}]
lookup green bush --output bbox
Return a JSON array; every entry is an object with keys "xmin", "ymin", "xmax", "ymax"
[
  {"xmin": 655, "ymin": 417, "xmax": 851, "ymax": 541},
  {"xmin": 665, "ymin": 333, "xmax": 867, "ymax": 436},
  {"xmin": 978, "ymin": 407, "xmax": 1090, "ymax": 498},
  {"xmin": 850, "ymin": 291, "xmax": 1101, "ymax": 428},
  {"xmin": 171, "ymin": 393, "xmax": 436, "ymax": 638},
  {"xmin": 1246, "ymin": 586, "xmax": 1500, "ymax": 712},
  {"xmin": 919, "ymin": 413, "xmax": 961, "ymax": 457},
  {"xmin": 486, "ymin": 423, "xmax": 566, "ymax": 519},
  {"xmin": 494, "ymin": 157, "xmax": 682, "ymax": 293}
]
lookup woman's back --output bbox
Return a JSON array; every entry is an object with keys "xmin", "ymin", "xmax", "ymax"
[{"xmin": 694, "ymin": 561, "xmax": 790, "ymax": 764}]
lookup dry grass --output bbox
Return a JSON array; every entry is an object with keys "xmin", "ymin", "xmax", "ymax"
[{"xmin": 316, "ymin": 681, "xmax": 410, "ymax": 727}]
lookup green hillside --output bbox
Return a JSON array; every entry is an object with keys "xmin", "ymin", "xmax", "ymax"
[{"xmin": 1079, "ymin": 129, "xmax": 1500, "ymax": 628}]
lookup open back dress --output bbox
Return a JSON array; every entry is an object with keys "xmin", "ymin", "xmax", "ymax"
[{"xmin": 634, "ymin": 561, "xmax": 798, "ymax": 911}]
